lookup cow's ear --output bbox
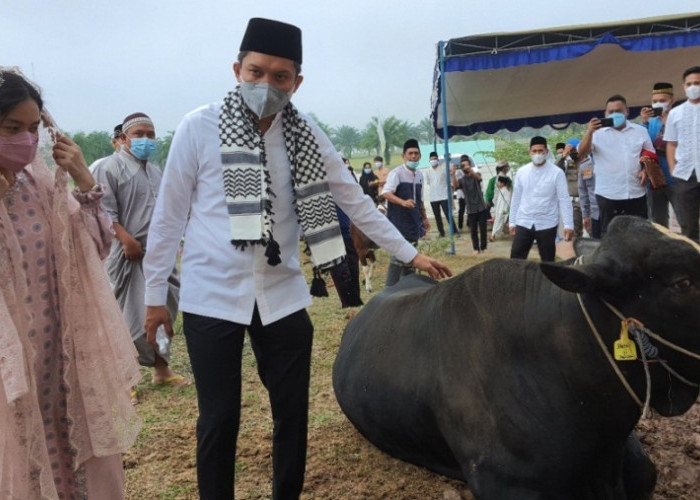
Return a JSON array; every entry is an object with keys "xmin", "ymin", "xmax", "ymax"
[
  {"xmin": 574, "ymin": 237, "xmax": 600, "ymax": 258},
  {"xmin": 539, "ymin": 262, "xmax": 598, "ymax": 292}
]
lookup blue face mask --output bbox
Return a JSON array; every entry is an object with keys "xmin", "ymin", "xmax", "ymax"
[
  {"xmin": 405, "ymin": 160, "xmax": 420, "ymax": 170},
  {"xmin": 129, "ymin": 137, "xmax": 157, "ymax": 160},
  {"xmin": 363, "ymin": 168, "xmax": 372, "ymax": 174},
  {"xmin": 608, "ymin": 112, "xmax": 626, "ymax": 128}
]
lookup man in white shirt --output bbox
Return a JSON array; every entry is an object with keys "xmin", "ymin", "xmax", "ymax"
[
  {"xmin": 509, "ymin": 136, "xmax": 573, "ymax": 261},
  {"xmin": 664, "ymin": 66, "xmax": 700, "ymax": 242},
  {"xmin": 424, "ymin": 151, "xmax": 455, "ymax": 237},
  {"xmin": 578, "ymin": 94, "xmax": 653, "ymax": 235},
  {"xmin": 142, "ymin": 18, "xmax": 450, "ymax": 500}
]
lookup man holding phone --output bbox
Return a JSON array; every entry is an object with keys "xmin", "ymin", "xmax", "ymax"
[
  {"xmin": 640, "ymin": 82, "xmax": 676, "ymax": 227},
  {"xmin": 578, "ymin": 94, "xmax": 653, "ymax": 235}
]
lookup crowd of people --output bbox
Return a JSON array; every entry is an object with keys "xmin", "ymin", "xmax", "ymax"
[
  {"xmin": 3, "ymin": 13, "xmax": 700, "ymax": 499},
  {"xmin": 377, "ymin": 70, "xmax": 700, "ymax": 263}
]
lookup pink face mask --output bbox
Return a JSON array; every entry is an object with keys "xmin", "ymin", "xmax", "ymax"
[{"xmin": 0, "ymin": 131, "xmax": 39, "ymax": 173}]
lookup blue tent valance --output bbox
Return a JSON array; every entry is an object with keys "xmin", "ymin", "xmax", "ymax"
[{"xmin": 432, "ymin": 13, "xmax": 700, "ymax": 137}]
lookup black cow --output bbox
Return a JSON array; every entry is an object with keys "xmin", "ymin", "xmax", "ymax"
[{"xmin": 333, "ymin": 216, "xmax": 700, "ymax": 499}]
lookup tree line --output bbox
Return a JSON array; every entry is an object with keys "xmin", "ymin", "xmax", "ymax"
[{"xmin": 69, "ymin": 117, "xmax": 588, "ymax": 169}]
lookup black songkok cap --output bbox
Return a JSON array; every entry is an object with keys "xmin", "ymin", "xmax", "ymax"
[
  {"xmin": 555, "ymin": 142, "xmax": 565, "ymax": 150},
  {"xmin": 530, "ymin": 136, "xmax": 548, "ymax": 148},
  {"xmin": 429, "ymin": 151, "xmax": 438, "ymax": 158},
  {"xmin": 240, "ymin": 18, "xmax": 302, "ymax": 65},
  {"xmin": 652, "ymin": 82, "xmax": 674, "ymax": 95},
  {"xmin": 403, "ymin": 138, "xmax": 419, "ymax": 153},
  {"xmin": 113, "ymin": 124, "xmax": 122, "ymax": 139}
]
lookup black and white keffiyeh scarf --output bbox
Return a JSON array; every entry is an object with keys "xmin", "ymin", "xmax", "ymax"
[{"xmin": 219, "ymin": 86, "xmax": 345, "ymax": 279}]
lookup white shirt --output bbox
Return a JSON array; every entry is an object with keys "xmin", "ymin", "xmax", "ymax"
[
  {"xmin": 453, "ymin": 169, "xmax": 465, "ymax": 199},
  {"xmin": 424, "ymin": 165, "xmax": 449, "ymax": 202},
  {"xmin": 664, "ymin": 100, "xmax": 700, "ymax": 181},
  {"xmin": 382, "ymin": 164, "xmax": 423, "ymax": 199},
  {"xmin": 588, "ymin": 121, "xmax": 653, "ymax": 199},
  {"xmin": 510, "ymin": 161, "xmax": 573, "ymax": 231},
  {"xmin": 143, "ymin": 102, "xmax": 417, "ymax": 326}
]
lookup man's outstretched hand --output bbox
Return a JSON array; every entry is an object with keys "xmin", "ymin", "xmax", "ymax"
[{"xmin": 411, "ymin": 253, "xmax": 452, "ymax": 280}]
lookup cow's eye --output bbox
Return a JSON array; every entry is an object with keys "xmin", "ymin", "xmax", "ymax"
[{"xmin": 671, "ymin": 278, "xmax": 693, "ymax": 292}]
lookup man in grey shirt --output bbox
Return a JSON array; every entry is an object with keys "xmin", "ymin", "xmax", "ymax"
[{"xmin": 93, "ymin": 112, "xmax": 184, "ymax": 402}]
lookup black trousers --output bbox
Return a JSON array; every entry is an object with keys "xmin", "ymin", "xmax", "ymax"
[
  {"xmin": 430, "ymin": 200, "xmax": 457, "ymax": 236},
  {"xmin": 646, "ymin": 184, "xmax": 675, "ymax": 228},
  {"xmin": 457, "ymin": 198, "xmax": 466, "ymax": 229},
  {"xmin": 386, "ymin": 240, "xmax": 418, "ymax": 287},
  {"xmin": 510, "ymin": 225, "xmax": 558, "ymax": 262},
  {"xmin": 467, "ymin": 209, "xmax": 489, "ymax": 251},
  {"xmin": 596, "ymin": 194, "xmax": 647, "ymax": 236},
  {"xmin": 183, "ymin": 307, "xmax": 314, "ymax": 500},
  {"xmin": 329, "ymin": 237, "xmax": 362, "ymax": 307},
  {"xmin": 672, "ymin": 173, "xmax": 700, "ymax": 242}
]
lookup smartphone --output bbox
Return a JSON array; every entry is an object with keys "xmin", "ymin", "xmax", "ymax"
[
  {"xmin": 599, "ymin": 117, "xmax": 614, "ymax": 128},
  {"xmin": 652, "ymin": 107, "xmax": 663, "ymax": 117}
]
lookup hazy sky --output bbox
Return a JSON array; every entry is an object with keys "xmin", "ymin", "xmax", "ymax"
[{"xmin": 3, "ymin": 0, "xmax": 697, "ymax": 136}]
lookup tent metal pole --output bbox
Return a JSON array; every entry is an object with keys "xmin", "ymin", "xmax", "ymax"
[{"xmin": 438, "ymin": 41, "xmax": 456, "ymax": 255}]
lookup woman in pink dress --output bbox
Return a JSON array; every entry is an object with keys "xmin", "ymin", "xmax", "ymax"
[{"xmin": 0, "ymin": 70, "xmax": 141, "ymax": 498}]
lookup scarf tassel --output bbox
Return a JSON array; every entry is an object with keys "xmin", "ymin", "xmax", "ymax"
[
  {"xmin": 310, "ymin": 268, "xmax": 328, "ymax": 297},
  {"xmin": 264, "ymin": 237, "xmax": 282, "ymax": 266}
]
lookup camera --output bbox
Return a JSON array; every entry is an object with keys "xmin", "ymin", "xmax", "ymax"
[
  {"xmin": 599, "ymin": 117, "xmax": 614, "ymax": 128},
  {"xmin": 652, "ymin": 106, "xmax": 664, "ymax": 117}
]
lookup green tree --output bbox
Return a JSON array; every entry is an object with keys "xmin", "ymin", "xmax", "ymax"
[
  {"xmin": 359, "ymin": 123, "xmax": 380, "ymax": 156},
  {"xmin": 150, "ymin": 130, "xmax": 175, "ymax": 168},
  {"xmin": 307, "ymin": 112, "xmax": 335, "ymax": 139},
  {"xmin": 495, "ymin": 139, "xmax": 531, "ymax": 169},
  {"xmin": 416, "ymin": 117, "xmax": 435, "ymax": 145},
  {"xmin": 332, "ymin": 125, "xmax": 361, "ymax": 158},
  {"xmin": 70, "ymin": 131, "xmax": 113, "ymax": 165},
  {"xmin": 380, "ymin": 116, "xmax": 415, "ymax": 165}
]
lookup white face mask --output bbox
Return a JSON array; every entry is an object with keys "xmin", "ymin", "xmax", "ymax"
[
  {"xmin": 651, "ymin": 102, "xmax": 670, "ymax": 113},
  {"xmin": 531, "ymin": 153, "xmax": 547, "ymax": 165},
  {"xmin": 685, "ymin": 84, "xmax": 700, "ymax": 101},
  {"xmin": 239, "ymin": 80, "xmax": 294, "ymax": 118},
  {"xmin": 374, "ymin": 161, "xmax": 383, "ymax": 168},
  {"xmin": 430, "ymin": 159, "xmax": 439, "ymax": 167}
]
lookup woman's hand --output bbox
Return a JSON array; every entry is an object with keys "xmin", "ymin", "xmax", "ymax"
[
  {"xmin": 0, "ymin": 169, "xmax": 14, "ymax": 199},
  {"xmin": 52, "ymin": 135, "xmax": 95, "ymax": 192}
]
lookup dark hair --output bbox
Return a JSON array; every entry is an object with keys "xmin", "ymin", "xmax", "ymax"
[
  {"xmin": 0, "ymin": 71, "xmax": 43, "ymax": 118},
  {"xmin": 237, "ymin": 51, "xmax": 302, "ymax": 76},
  {"xmin": 373, "ymin": 156, "xmax": 383, "ymax": 162},
  {"xmin": 682, "ymin": 66, "xmax": 700, "ymax": 81},
  {"xmin": 362, "ymin": 162, "xmax": 371, "ymax": 168},
  {"xmin": 606, "ymin": 94, "xmax": 627, "ymax": 107},
  {"xmin": 497, "ymin": 176, "xmax": 512, "ymax": 188}
]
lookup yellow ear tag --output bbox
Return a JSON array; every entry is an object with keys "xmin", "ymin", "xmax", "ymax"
[{"xmin": 614, "ymin": 320, "xmax": 638, "ymax": 361}]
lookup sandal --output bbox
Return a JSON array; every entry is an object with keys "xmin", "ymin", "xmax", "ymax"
[
  {"xmin": 153, "ymin": 374, "xmax": 190, "ymax": 388},
  {"xmin": 130, "ymin": 388, "xmax": 139, "ymax": 405}
]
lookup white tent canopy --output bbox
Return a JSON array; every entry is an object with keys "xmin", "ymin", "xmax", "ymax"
[{"xmin": 431, "ymin": 14, "xmax": 700, "ymax": 137}]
